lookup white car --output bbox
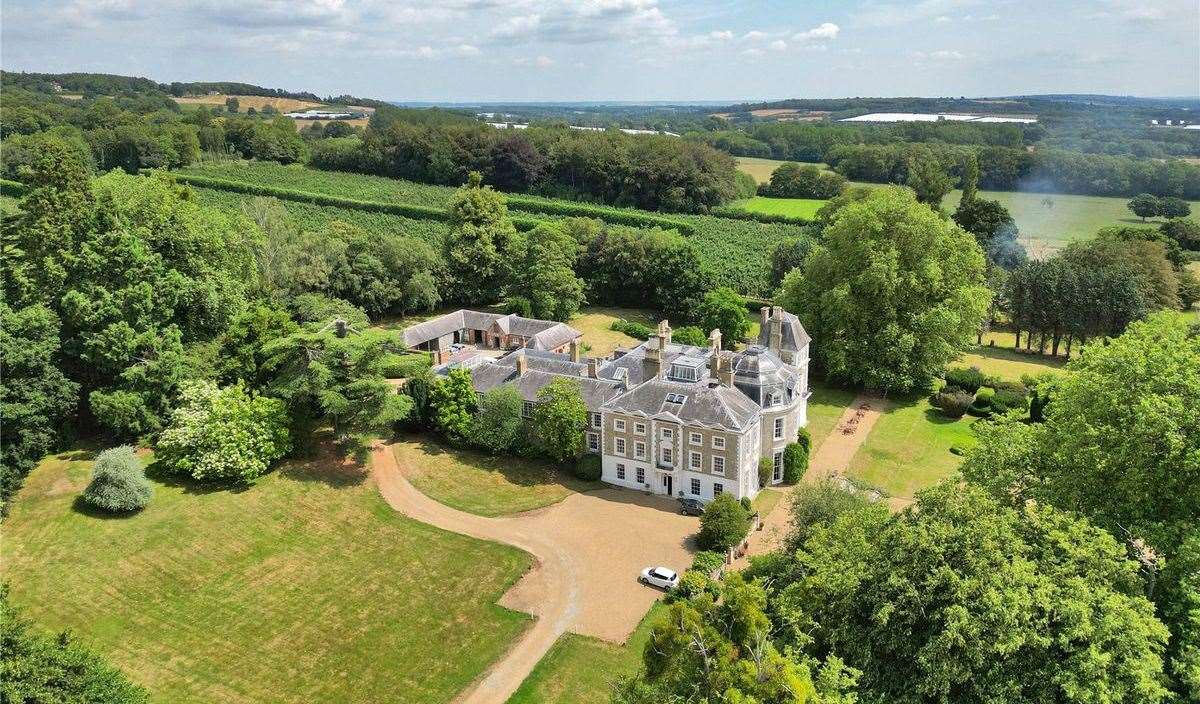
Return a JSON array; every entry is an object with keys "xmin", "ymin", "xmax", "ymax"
[{"xmin": 639, "ymin": 566, "xmax": 680, "ymax": 590}]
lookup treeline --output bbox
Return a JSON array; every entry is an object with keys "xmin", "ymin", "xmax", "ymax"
[
  {"xmin": 1002, "ymin": 227, "xmax": 1198, "ymax": 356},
  {"xmin": 311, "ymin": 122, "xmax": 741, "ymax": 213},
  {"xmin": 0, "ymin": 87, "xmax": 307, "ymax": 177}
]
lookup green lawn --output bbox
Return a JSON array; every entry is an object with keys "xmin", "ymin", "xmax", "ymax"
[
  {"xmin": 0, "ymin": 448, "xmax": 532, "ymax": 704},
  {"xmin": 507, "ymin": 604, "xmax": 666, "ymax": 704},
  {"xmin": 393, "ymin": 436, "xmax": 594, "ymax": 516},
  {"xmin": 957, "ymin": 332, "xmax": 1068, "ymax": 380},
  {"xmin": 846, "ymin": 396, "xmax": 977, "ymax": 500},
  {"xmin": 806, "ymin": 380, "xmax": 859, "ymax": 453},
  {"xmin": 570, "ymin": 306, "xmax": 658, "ymax": 357},
  {"xmin": 730, "ymin": 196, "xmax": 825, "ymax": 220}
]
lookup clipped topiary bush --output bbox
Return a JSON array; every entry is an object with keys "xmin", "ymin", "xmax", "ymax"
[
  {"xmin": 990, "ymin": 388, "xmax": 1030, "ymax": 414},
  {"xmin": 379, "ymin": 353, "xmax": 431, "ymax": 379},
  {"xmin": 81, "ymin": 446, "xmax": 152, "ymax": 513},
  {"xmin": 740, "ymin": 496, "xmax": 753, "ymax": 512},
  {"xmin": 574, "ymin": 454, "xmax": 602, "ymax": 481},
  {"xmin": 610, "ymin": 319, "xmax": 653, "ymax": 340},
  {"xmin": 935, "ymin": 389, "xmax": 975, "ymax": 418},
  {"xmin": 783, "ymin": 442, "xmax": 808, "ymax": 483},
  {"xmin": 795, "ymin": 427, "xmax": 811, "ymax": 452},
  {"xmin": 944, "ymin": 366, "xmax": 987, "ymax": 393}
]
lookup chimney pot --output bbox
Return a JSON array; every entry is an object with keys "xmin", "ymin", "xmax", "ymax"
[
  {"xmin": 569, "ymin": 339, "xmax": 581, "ymax": 363},
  {"xmin": 587, "ymin": 358, "xmax": 599, "ymax": 379},
  {"xmin": 516, "ymin": 350, "xmax": 528, "ymax": 377}
]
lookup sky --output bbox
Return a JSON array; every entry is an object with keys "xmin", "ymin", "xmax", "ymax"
[{"xmin": 3, "ymin": 0, "xmax": 1198, "ymax": 102}]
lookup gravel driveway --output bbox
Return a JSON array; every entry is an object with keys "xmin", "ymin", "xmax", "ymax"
[{"xmin": 372, "ymin": 442, "xmax": 697, "ymax": 704}]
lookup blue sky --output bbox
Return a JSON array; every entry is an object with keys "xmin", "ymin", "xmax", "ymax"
[{"xmin": 3, "ymin": 0, "xmax": 1197, "ymax": 102}]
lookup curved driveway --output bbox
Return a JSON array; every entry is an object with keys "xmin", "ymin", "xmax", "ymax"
[{"xmin": 372, "ymin": 443, "xmax": 696, "ymax": 704}]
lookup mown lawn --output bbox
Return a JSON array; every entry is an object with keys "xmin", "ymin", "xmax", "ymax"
[
  {"xmin": 507, "ymin": 603, "xmax": 666, "ymax": 704},
  {"xmin": 730, "ymin": 196, "xmax": 824, "ymax": 220},
  {"xmin": 846, "ymin": 396, "xmax": 977, "ymax": 500},
  {"xmin": 957, "ymin": 342, "xmax": 1068, "ymax": 380},
  {"xmin": 806, "ymin": 380, "xmax": 859, "ymax": 453},
  {"xmin": 0, "ymin": 448, "xmax": 532, "ymax": 704},
  {"xmin": 571, "ymin": 306, "xmax": 657, "ymax": 357},
  {"xmin": 393, "ymin": 436, "xmax": 594, "ymax": 516}
]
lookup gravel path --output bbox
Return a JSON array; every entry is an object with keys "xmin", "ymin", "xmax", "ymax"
[{"xmin": 372, "ymin": 442, "xmax": 696, "ymax": 704}]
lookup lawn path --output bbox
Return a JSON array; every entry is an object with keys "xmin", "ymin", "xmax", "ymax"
[
  {"xmin": 735, "ymin": 393, "xmax": 890, "ymax": 566},
  {"xmin": 373, "ymin": 442, "xmax": 696, "ymax": 704}
]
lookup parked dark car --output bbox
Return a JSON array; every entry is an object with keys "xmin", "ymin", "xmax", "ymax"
[{"xmin": 678, "ymin": 498, "xmax": 705, "ymax": 516}]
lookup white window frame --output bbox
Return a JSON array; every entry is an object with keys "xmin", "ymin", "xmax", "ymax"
[
  {"xmin": 773, "ymin": 451, "xmax": 783, "ymax": 481},
  {"xmin": 616, "ymin": 463, "xmax": 626, "ymax": 480},
  {"xmin": 661, "ymin": 447, "xmax": 673, "ymax": 465},
  {"xmin": 661, "ymin": 427, "xmax": 674, "ymax": 439},
  {"xmin": 690, "ymin": 432, "xmax": 702, "ymax": 445},
  {"xmin": 590, "ymin": 412, "xmax": 602, "ymax": 428},
  {"xmin": 636, "ymin": 466, "xmax": 645, "ymax": 484},
  {"xmin": 711, "ymin": 436, "xmax": 726, "ymax": 450},
  {"xmin": 634, "ymin": 441, "xmax": 646, "ymax": 459},
  {"xmin": 689, "ymin": 451, "xmax": 702, "ymax": 470},
  {"xmin": 712, "ymin": 456, "xmax": 726, "ymax": 475},
  {"xmin": 713, "ymin": 482, "xmax": 724, "ymax": 496},
  {"xmin": 614, "ymin": 418, "xmax": 626, "ymax": 432},
  {"xmin": 773, "ymin": 417, "xmax": 784, "ymax": 440},
  {"xmin": 615, "ymin": 437, "xmax": 626, "ymax": 456},
  {"xmin": 587, "ymin": 433, "xmax": 599, "ymax": 452},
  {"xmin": 690, "ymin": 478, "xmax": 701, "ymax": 495},
  {"xmin": 634, "ymin": 422, "xmax": 646, "ymax": 435}
]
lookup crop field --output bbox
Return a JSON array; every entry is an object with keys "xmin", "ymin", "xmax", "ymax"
[
  {"xmin": 1, "ymin": 447, "xmax": 532, "ymax": 703},
  {"xmin": 734, "ymin": 157, "xmax": 1198, "ymax": 256},
  {"xmin": 176, "ymin": 161, "xmax": 810, "ymax": 296},
  {"xmin": 175, "ymin": 94, "xmax": 329, "ymax": 112},
  {"xmin": 731, "ymin": 196, "xmax": 825, "ymax": 219}
]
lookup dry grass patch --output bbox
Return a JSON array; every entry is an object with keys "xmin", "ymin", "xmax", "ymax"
[
  {"xmin": 1, "ymin": 446, "xmax": 532, "ymax": 704},
  {"xmin": 174, "ymin": 94, "xmax": 326, "ymax": 112},
  {"xmin": 570, "ymin": 307, "xmax": 657, "ymax": 357}
]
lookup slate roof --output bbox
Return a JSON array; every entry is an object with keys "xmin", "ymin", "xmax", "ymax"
[
  {"xmin": 758, "ymin": 309, "xmax": 811, "ymax": 352},
  {"xmin": 601, "ymin": 379, "xmax": 761, "ymax": 431},
  {"xmin": 402, "ymin": 310, "xmax": 580, "ymax": 350},
  {"xmin": 437, "ymin": 350, "xmax": 623, "ymax": 411}
]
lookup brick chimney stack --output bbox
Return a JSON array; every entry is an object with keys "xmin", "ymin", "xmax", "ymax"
[
  {"xmin": 657, "ymin": 319, "xmax": 672, "ymax": 348},
  {"xmin": 587, "ymin": 357, "xmax": 599, "ymax": 379},
  {"xmin": 760, "ymin": 306, "xmax": 770, "ymax": 333},
  {"xmin": 516, "ymin": 350, "xmax": 528, "ymax": 377},
  {"xmin": 716, "ymin": 351, "xmax": 735, "ymax": 387},
  {"xmin": 569, "ymin": 338, "xmax": 581, "ymax": 363},
  {"xmin": 769, "ymin": 306, "xmax": 784, "ymax": 353}
]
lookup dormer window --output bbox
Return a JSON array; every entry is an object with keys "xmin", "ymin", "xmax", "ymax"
[
  {"xmin": 665, "ymin": 393, "xmax": 688, "ymax": 405},
  {"xmin": 667, "ymin": 355, "xmax": 705, "ymax": 382}
]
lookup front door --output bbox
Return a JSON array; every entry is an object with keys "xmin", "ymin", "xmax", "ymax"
[{"xmin": 663, "ymin": 475, "xmax": 673, "ymax": 496}]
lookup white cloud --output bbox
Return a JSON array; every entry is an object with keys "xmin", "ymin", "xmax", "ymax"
[
  {"xmin": 793, "ymin": 22, "xmax": 840, "ymax": 41},
  {"xmin": 742, "ymin": 30, "xmax": 767, "ymax": 41},
  {"xmin": 513, "ymin": 54, "xmax": 555, "ymax": 67},
  {"xmin": 855, "ymin": 0, "xmax": 977, "ymax": 27},
  {"xmin": 769, "ymin": 39, "xmax": 788, "ymax": 51},
  {"xmin": 489, "ymin": 0, "xmax": 676, "ymax": 44},
  {"xmin": 709, "ymin": 30, "xmax": 733, "ymax": 40},
  {"xmin": 910, "ymin": 49, "xmax": 966, "ymax": 60}
]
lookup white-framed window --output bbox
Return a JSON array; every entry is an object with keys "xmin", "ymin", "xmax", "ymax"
[
  {"xmin": 590, "ymin": 412, "xmax": 602, "ymax": 428},
  {"xmin": 773, "ymin": 451, "xmax": 783, "ymax": 481},
  {"xmin": 690, "ymin": 432, "xmax": 702, "ymax": 445},
  {"xmin": 615, "ymin": 437, "xmax": 626, "ymax": 456},
  {"xmin": 690, "ymin": 451, "xmax": 702, "ymax": 470},
  {"xmin": 712, "ymin": 456, "xmax": 726, "ymax": 475},
  {"xmin": 636, "ymin": 466, "xmax": 645, "ymax": 484},
  {"xmin": 661, "ymin": 447, "xmax": 673, "ymax": 465},
  {"xmin": 773, "ymin": 417, "xmax": 785, "ymax": 440},
  {"xmin": 713, "ymin": 482, "xmax": 724, "ymax": 496},
  {"xmin": 711, "ymin": 436, "xmax": 726, "ymax": 450},
  {"xmin": 661, "ymin": 427, "xmax": 674, "ymax": 439},
  {"xmin": 690, "ymin": 478, "xmax": 701, "ymax": 495},
  {"xmin": 522, "ymin": 401, "xmax": 535, "ymax": 418},
  {"xmin": 587, "ymin": 433, "xmax": 599, "ymax": 452},
  {"xmin": 768, "ymin": 391, "xmax": 781, "ymax": 407},
  {"xmin": 635, "ymin": 441, "xmax": 646, "ymax": 459},
  {"xmin": 615, "ymin": 418, "xmax": 626, "ymax": 432},
  {"xmin": 634, "ymin": 422, "xmax": 646, "ymax": 435},
  {"xmin": 616, "ymin": 463, "xmax": 626, "ymax": 480}
]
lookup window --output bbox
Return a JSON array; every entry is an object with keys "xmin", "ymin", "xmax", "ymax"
[
  {"xmin": 768, "ymin": 391, "xmax": 781, "ymax": 407},
  {"xmin": 615, "ymin": 437, "xmax": 626, "ymax": 456},
  {"xmin": 661, "ymin": 427, "xmax": 674, "ymax": 439},
  {"xmin": 590, "ymin": 412, "xmax": 602, "ymax": 428},
  {"xmin": 774, "ymin": 417, "xmax": 784, "ymax": 440},
  {"xmin": 712, "ymin": 456, "xmax": 725, "ymax": 475},
  {"xmin": 690, "ymin": 451, "xmax": 702, "ymax": 470},
  {"xmin": 634, "ymin": 422, "xmax": 646, "ymax": 435},
  {"xmin": 616, "ymin": 463, "xmax": 626, "ymax": 480},
  {"xmin": 636, "ymin": 467, "xmax": 645, "ymax": 484},
  {"xmin": 615, "ymin": 418, "xmax": 626, "ymax": 432},
  {"xmin": 661, "ymin": 447, "xmax": 673, "ymax": 465},
  {"xmin": 522, "ymin": 401, "xmax": 535, "ymax": 418},
  {"xmin": 690, "ymin": 478, "xmax": 701, "ymax": 495},
  {"xmin": 713, "ymin": 483, "xmax": 723, "ymax": 496},
  {"xmin": 669, "ymin": 364, "xmax": 699, "ymax": 382},
  {"xmin": 587, "ymin": 433, "xmax": 599, "ymax": 452},
  {"xmin": 690, "ymin": 432, "xmax": 702, "ymax": 445},
  {"xmin": 773, "ymin": 452, "xmax": 783, "ymax": 481},
  {"xmin": 711, "ymin": 436, "xmax": 726, "ymax": 450},
  {"xmin": 635, "ymin": 441, "xmax": 646, "ymax": 459},
  {"xmin": 665, "ymin": 393, "xmax": 688, "ymax": 405}
]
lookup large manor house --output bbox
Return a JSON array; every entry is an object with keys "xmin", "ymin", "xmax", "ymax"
[{"xmin": 404, "ymin": 307, "xmax": 811, "ymax": 501}]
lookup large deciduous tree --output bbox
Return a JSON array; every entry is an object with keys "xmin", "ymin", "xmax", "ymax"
[
  {"xmin": 429, "ymin": 368, "xmax": 477, "ymax": 444},
  {"xmin": 1129, "ymin": 193, "xmax": 1162, "ymax": 221},
  {"xmin": 443, "ymin": 172, "xmax": 516, "ymax": 305},
  {"xmin": 468, "ymin": 385, "xmax": 524, "ymax": 454},
  {"xmin": 503, "ymin": 222, "xmax": 585, "ymax": 321},
  {"xmin": 779, "ymin": 187, "xmax": 990, "ymax": 393},
  {"xmin": 696, "ymin": 287, "xmax": 751, "ymax": 348},
  {"xmin": 531, "ymin": 377, "xmax": 587, "ymax": 463}
]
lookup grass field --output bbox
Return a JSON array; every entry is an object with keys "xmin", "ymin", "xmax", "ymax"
[
  {"xmin": 733, "ymin": 156, "xmax": 1199, "ymax": 256},
  {"xmin": 175, "ymin": 94, "xmax": 327, "ymax": 112},
  {"xmin": 806, "ymin": 380, "xmax": 859, "ymax": 453},
  {"xmin": 846, "ymin": 396, "xmax": 977, "ymax": 500},
  {"xmin": 730, "ymin": 196, "xmax": 825, "ymax": 220},
  {"xmin": 507, "ymin": 604, "xmax": 665, "ymax": 704},
  {"xmin": 0, "ymin": 447, "xmax": 532, "ymax": 703},
  {"xmin": 393, "ymin": 436, "xmax": 593, "ymax": 516},
  {"xmin": 570, "ymin": 307, "xmax": 657, "ymax": 356},
  {"xmin": 957, "ymin": 342, "xmax": 1068, "ymax": 380}
]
